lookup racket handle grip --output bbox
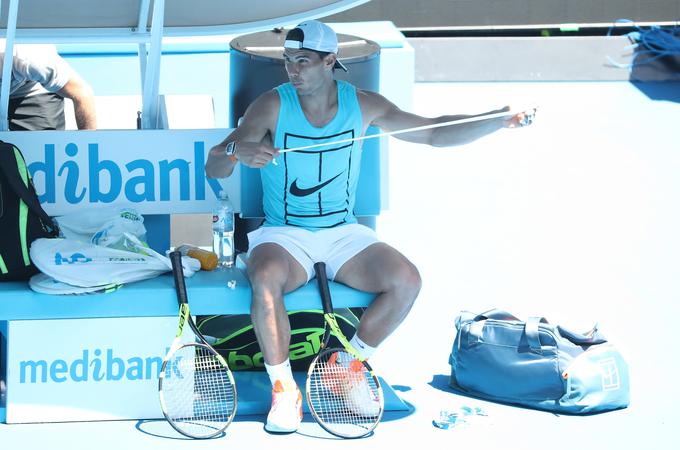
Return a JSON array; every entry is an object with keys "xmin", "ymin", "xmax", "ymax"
[
  {"xmin": 169, "ymin": 251, "xmax": 189, "ymax": 305},
  {"xmin": 314, "ymin": 262, "xmax": 333, "ymax": 314},
  {"xmin": 169, "ymin": 250, "xmax": 183, "ymax": 272}
]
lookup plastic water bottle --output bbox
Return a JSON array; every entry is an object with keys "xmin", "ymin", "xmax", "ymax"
[{"xmin": 212, "ymin": 190, "xmax": 234, "ymax": 268}]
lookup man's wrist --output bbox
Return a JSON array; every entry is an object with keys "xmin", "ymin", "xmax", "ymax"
[{"xmin": 225, "ymin": 141, "xmax": 238, "ymax": 162}]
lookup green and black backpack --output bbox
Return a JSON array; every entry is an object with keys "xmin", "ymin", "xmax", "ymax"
[
  {"xmin": 197, "ymin": 308, "xmax": 365, "ymax": 371},
  {"xmin": 0, "ymin": 141, "xmax": 59, "ymax": 281}
]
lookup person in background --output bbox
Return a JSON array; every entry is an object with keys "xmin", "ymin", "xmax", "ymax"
[
  {"xmin": 206, "ymin": 20, "xmax": 535, "ymax": 434},
  {"xmin": 1, "ymin": 43, "xmax": 97, "ymax": 130}
]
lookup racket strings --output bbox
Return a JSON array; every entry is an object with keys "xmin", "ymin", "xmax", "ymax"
[
  {"xmin": 162, "ymin": 345, "xmax": 236, "ymax": 437},
  {"xmin": 308, "ymin": 350, "xmax": 382, "ymax": 437}
]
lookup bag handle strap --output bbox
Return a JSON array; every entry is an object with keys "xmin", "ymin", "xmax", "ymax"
[
  {"xmin": 467, "ymin": 309, "xmax": 533, "ymax": 349},
  {"xmin": 471, "ymin": 310, "xmax": 548, "ymax": 352},
  {"xmin": 473, "ymin": 308, "xmax": 521, "ymax": 322},
  {"xmin": 0, "ymin": 143, "xmax": 57, "ymax": 233},
  {"xmin": 465, "ymin": 307, "xmax": 607, "ymax": 351},
  {"xmin": 525, "ymin": 316, "xmax": 549, "ymax": 353}
]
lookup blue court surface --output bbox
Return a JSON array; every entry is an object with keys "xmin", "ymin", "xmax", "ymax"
[{"xmin": 2, "ymin": 79, "xmax": 679, "ymax": 449}]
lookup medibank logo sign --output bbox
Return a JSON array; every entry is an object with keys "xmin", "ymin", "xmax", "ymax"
[
  {"xmin": 18, "ymin": 348, "xmax": 180, "ymax": 384},
  {"xmin": 26, "ymin": 139, "xmax": 222, "ymax": 209}
]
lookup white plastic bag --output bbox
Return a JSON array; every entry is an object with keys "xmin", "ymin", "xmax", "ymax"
[{"xmin": 54, "ymin": 206, "xmax": 148, "ymax": 251}]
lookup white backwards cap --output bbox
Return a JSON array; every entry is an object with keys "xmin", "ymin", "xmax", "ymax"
[{"xmin": 283, "ymin": 20, "xmax": 348, "ymax": 72}]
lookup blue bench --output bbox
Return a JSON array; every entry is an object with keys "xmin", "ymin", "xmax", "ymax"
[
  {"xmin": 0, "ymin": 128, "xmax": 407, "ymax": 423},
  {"xmin": 0, "ymin": 269, "xmax": 396, "ymax": 423},
  {"xmin": 0, "ymin": 269, "xmax": 375, "ymax": 321}
]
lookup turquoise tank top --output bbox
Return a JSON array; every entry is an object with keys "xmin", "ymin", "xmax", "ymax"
[{"xmin": 261, "ymin": 80, "xmax": 364, "ymax": 230}]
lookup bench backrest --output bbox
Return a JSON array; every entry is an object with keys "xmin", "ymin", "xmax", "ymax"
[{"xmin": 0, "ymin": 128, "xmax": 383, "ymax": 251}]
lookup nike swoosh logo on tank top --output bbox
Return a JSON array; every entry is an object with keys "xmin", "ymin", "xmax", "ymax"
[{"xmin": 289, "ymin": 172, "xmax": 343, "ymax": 197}]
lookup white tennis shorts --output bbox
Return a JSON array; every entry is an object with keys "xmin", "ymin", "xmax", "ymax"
[{"xmin": 246, "ymin": 223, "xmax": 379, "ymax": 281}]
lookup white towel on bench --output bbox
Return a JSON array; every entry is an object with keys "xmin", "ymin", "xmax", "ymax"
[{"xmin": 29, "ymin": 234, "xmax": 199, "ymax": 291}]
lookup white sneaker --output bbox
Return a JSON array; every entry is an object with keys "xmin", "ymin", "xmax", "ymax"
[{"xmin": 265, "ymin": 380, "xmax": 303, "ymax": 433}]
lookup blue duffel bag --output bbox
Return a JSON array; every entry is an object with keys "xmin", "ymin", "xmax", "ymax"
[{"xmin": 449, "ymin": 309, "xmax": 630, "ymax": 414}]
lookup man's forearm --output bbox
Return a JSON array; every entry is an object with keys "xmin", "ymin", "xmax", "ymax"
[
  {"xmin": 430, "ymin": 114, "xmax": 505, "ymax": 147},
  {"xmin": 58, "ymin": 77, "xmax": 97, "ymax": 130},
  {"xmin": 72, "ymin": 98, "xmax": 97, "ymax": 130},
  {"xmin": 206, "ymin": 143, "xmax": 238, "ymax": 179}
]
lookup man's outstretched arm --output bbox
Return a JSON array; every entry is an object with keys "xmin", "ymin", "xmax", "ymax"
[{"xmin": 360, "ymin": 90, "xmax": 534, "ymax": 147}]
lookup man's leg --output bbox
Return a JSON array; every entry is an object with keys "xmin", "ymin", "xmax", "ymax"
[
  {"xmin": 334, "ymin": 243, "xmax": 422, "ymax": 349},
  {"xmin": 247, "ymin": 242, "xmax": 308, "ymax": 365},
  {"xmin": 247, "ymin": 242, "xmax": 308, "ymax": 433}
]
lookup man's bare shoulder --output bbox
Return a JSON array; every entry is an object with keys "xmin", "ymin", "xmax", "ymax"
[
  {"xmin": 240, "ymin": 89, "xmax": 280, "ymax": 129},
  {"xmin": 356, "ymin": 88, "xmax": 381, "ymax": 106},
  {"xmin": 247, "ymin": 89, "xmax": 280, "ymax": 115},
  {"xmin": 356, "ymin": 88, "xmax": 396, "ymax": 122}
]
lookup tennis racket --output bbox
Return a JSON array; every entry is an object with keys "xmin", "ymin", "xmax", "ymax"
[
  {"xmin": 305, "ymin": 262, "xmax": 384, "ymax": 439},
  {"xmin": 158, "ymin": 251, "xmax": 237, "ymax": 439}
]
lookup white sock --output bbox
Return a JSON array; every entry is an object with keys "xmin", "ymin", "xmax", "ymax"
[
  {"xmin": 349, "ymin": 334, "xmax": 377, "ymax": 361},
  {"xmin": 264, "ymin": 359, "xmax": 295, "ymax": 388}
]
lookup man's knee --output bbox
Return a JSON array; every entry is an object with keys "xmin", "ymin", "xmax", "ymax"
[
  {"xmin": 249, "ymin": 259, "xmax": 285, "ymax": 287},
  {"xmin": 401, "ymin": 263, "xmax": 422, "ymax": 301},
  {"xmin": 387, "ymin": 259, "xmax": 422, "ymax": 302},
  {"xmin": 250, "ymin": 245, "xmax": 309, "ymax": 298}
]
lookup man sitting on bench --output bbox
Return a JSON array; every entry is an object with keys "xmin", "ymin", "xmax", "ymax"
[{"xmin": 205, "ymin": 19, "xmax": 534, "ymax": 433}]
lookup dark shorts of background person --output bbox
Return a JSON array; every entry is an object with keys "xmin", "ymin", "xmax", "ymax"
[{"xmin": 8, "ymin": 92, "xmax": 65, "ymax": 131}]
